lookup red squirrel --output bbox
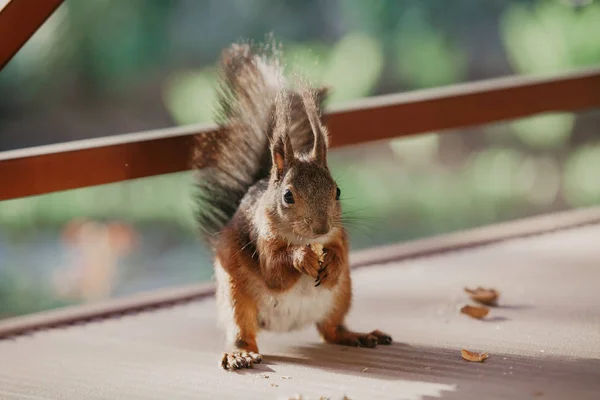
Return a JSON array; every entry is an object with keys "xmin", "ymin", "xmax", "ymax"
[{"xmin": 193, "ymin": 40, "xmax": 392, "ymax": 371}]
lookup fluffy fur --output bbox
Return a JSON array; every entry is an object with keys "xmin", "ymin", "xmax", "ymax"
[{"xmin": 192, "ymin": 41, "xmax": 327, "ymax": 246}]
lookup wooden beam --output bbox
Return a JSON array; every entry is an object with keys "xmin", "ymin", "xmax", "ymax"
[
  {"xmin": 1, "ymin": 67, "xmax": 600, "ymax": 201},
  {"xmin": 0, "ymin": 0, "xmax": 64, "ymax": 71},
  {"xmin": 326, "ymin": 67, "xmax": 600, "ymax": 148}
]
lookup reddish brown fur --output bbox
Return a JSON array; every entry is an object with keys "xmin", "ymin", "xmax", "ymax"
[
  {"xmin": 216, "ymin": 206, "xmax": 391, "ymax": 358},
  {"xmin": 216, "ymin": 188, "xmax": 391, "ymax": 369}
]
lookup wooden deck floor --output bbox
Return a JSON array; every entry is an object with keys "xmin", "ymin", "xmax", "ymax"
[{"xmin": 1, "ymin": 218, "xmax": 599, "ymax": 399}]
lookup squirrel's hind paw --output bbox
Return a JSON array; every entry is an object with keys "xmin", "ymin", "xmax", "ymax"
[
  {"xmin": 370, "ymin": 330, "xmax": 393, "ymax": 345},
  {"xmin": 220, "ymin": 351, "xmax": 263, "ymax": 370},
  {"xmin": 328, "ymin": 330, "xmax": 393, "ymax": 348}
]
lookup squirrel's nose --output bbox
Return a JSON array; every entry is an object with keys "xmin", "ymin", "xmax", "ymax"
[{"xmin": 312, "ymin": 221, "xmax": 331, "ymax": 236}]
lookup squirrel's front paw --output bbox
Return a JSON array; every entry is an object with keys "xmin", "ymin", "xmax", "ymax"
[
  {"xmin": 292, "ymin": 246, "xmax": 320, "ymax": 278},
  {"xmin": 315, "ymin": 250, "xmax": 340, "ymax": 287},
  {"xmin": 220, "ymin": 351, "xmax": 262, "ymax": 370}
]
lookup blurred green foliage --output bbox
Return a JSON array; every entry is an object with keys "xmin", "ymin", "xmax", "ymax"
[
  {"xmin": 564, "ymin": 144, "xmax": 600, "ymax": 207},
  {"xmin": 318, "ymin": 33, "xmax": 384, "ymax": 104},
  {"xmin": 0, "ymin": 271, "xmax": 72, "ymax": 318},
  {"xmin": 393, "ymin": 6, "xmax": 467, "ymax": 89},
  {"xmin": 0, "ymin": 173, "xmax": 197, "ymax": 231},
  {"xmin": 500, "ymin": 0, "xmax": 600, "ymax": 151},
  {"xmin": 164, "ymin": 68, "xmax": 218, "ymax": 126},
  {"xmin": 501, "ymin": 0, "xmax": 600, "ymax": 74}
]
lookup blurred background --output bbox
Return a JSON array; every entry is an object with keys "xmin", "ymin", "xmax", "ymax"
[{"xmin": 1, "ymin": 0, "xmax": 599, "ymax": 319}]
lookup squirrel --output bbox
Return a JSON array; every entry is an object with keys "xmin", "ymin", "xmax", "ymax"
[{"xmin": 192, "ymin": 40, "xmax": 392, "ymax": 371}]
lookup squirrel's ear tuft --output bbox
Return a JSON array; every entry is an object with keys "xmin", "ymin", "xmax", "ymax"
[
  {"xmin": 270, "ymin": 88, "xmax": 294, "ymax": 180},
  {"xmin": 300, "ymin": 86, "xmax": 328, "ymax": 167},
  {"xmin": 271, "ymin": 132, "xmax": 294, "ymax": 179}
]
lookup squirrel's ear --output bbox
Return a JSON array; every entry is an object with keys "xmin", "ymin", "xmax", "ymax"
[
  {"xmin": 271, "ymin": 132, "xmax": 294, "ymax": 179},
  {"xmin": 270, "ymin": 87, "xmax": 294, "ymax": 179},
  {"xmin": 300, "ymin": 88, "xmax": 328, "ymax": 166},
  {"xmin": 310, "ymin": 122, "xmax": 328, "ymax": 167}
]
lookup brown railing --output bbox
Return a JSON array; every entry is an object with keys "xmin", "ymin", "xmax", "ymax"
[
  {"xmin": 0, "ymin": 0, "xmax": 63, "ymax": 70},
  {"xmin": 1, "ymin": 67, "xmax": 600, "ymax": 201},
  {"xmin": 1, "ymin": 1, "xmax": 600, "ymax": 201}
]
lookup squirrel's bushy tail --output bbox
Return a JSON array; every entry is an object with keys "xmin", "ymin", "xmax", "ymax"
[
  {"xmin": 193, "ymin": 43, "xmax": 280, "ymax": 245},
  {"xmin": 193, "ymin": 40, "xmax": 329, "ymax": 246}
]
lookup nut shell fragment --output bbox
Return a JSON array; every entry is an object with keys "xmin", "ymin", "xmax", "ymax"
[
  {"xmin": 465, "ymin": 287, "xmax": 500, "ymax": 306},
  {"xmin": 460, "ymin": 305, "xmax": 490, "ymax": 319},
  {"xmin": 310, "ymin": 243, "xmax": 325, "ymax": 265},
  {"xmin": 461, "ymin": 349, "xmax": 489, "ymax": 362}
]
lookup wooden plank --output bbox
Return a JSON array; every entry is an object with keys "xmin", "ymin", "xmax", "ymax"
[
  {"xmin": 2, "ymin": 205, "xmax": 600, "ymax": 339},
  {"xmin": 0, "ymin": 283, "xmax": 215, "ymax": 339},
  {"xmin": 0, "ymin": 0, "xmax": 64, "ymax": 71},
  {"xmin": 1, "ymin": 67, "xmax": 600, "ymax": 200},
  {"xmin": 349, "ymin": 206, "xmax": 600, "ymax": 268}
]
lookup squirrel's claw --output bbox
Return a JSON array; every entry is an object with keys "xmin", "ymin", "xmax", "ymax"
[
  {"xmin": 220, "ymin": 351, "xmax": 263, "ymax": 371},
  {"xmin": 315, "ymin": 270, "xmax": 328, "ymax": 287},
  {"xmin": 315, "ymin": 260, "xmax": 327, "ymax": 286}
]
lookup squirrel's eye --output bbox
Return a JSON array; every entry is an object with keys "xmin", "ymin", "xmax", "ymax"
[
  {"xmin": 283, "ymin": 189, "xmax": 295, "ymax": 204},
  {"xmin": 335, "ymin": 187, "xmax": 341, "ymax": 200}
]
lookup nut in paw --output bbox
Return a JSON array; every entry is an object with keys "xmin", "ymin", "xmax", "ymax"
[
  {"xmin": 220, "ymin": 351, "xmax": 263, "ymax": 370},
  {"xmin": 292, "ymin": 246, "xmax": 320, "ymax": 278}
]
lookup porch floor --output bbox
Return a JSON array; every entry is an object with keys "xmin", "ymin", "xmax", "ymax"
[{"xmin": 1, "ymin": 222, "xmax": 599, "ymax": 399}]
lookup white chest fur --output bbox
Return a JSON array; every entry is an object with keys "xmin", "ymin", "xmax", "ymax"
[{"xmin": 257, "ymin": 275, "xmax": 337, "ymax": 332}]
